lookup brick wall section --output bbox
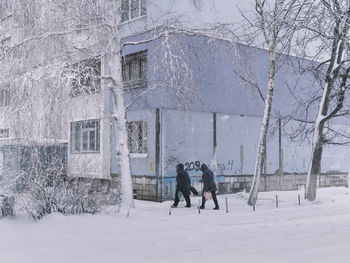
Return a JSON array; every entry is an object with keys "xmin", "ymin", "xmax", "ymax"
[
  {"xmin": 221, "ymin": 172, "xmax": 348, "ymax": 194},
  {"xmin": 110, "ymin": 173, "xmax": 349, "ymax": 202},
  {"xmin": 132, "ymin": 175, "xmax": 158, "ymax": 201}
]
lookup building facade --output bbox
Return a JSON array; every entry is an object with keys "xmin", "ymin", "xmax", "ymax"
[{"xmin": 0, "ymin": 0, "xmax": 348, "ymax": 201}]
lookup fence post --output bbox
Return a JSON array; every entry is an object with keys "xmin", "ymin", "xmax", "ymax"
[
  {"xmin": 126, "ymin": 204, "xmax": 131, "ymax": 217},
  {"xmin": 170, "ymin": 181, "xmax": 173, "ymax": 200}
]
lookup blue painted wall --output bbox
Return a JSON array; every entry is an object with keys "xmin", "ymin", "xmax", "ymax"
[
  {"xmin": 118, "ymin": 32, "xmax": 349, "ymax": 183},
  {"xmin": 123, "ymin": 33, "xmax": 319, "ymax": 121}
]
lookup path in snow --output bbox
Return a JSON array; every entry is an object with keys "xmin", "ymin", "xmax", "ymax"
[{"xmin": 1, "ymin": 187, "xmax": 349, "ymax": 263}]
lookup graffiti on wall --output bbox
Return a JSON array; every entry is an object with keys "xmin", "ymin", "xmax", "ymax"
[
  {"xmin": 215, "ymin": 159, "xmax": 240, "ymax": 175},
  {"xmin": 184, "ymin": 161, "xmax": 201, "ymax": 171}
]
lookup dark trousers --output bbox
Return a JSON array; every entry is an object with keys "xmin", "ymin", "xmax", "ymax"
[
  {"xmin": 173, "ymin": 189, "xmax": 191, "ymax": 207},
  {"xmin": 201, "ymin": 191, "xmax": 219, "ymax": 208}
]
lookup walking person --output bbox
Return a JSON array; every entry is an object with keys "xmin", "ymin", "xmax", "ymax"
[
  {"xmin": 200, "ymin": 163, "xmax": 219, "ymax": 210},
  {"xmin": 172, "ymin": 163, "xmax": 191, "ymax": 208}
]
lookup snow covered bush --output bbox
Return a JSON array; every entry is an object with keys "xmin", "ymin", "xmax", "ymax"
[{"xmin": 4, "ymin": 146, "xmax": 120, "ymax": 219}]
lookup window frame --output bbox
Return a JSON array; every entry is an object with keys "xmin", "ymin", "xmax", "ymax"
[
  {"xmin": 70, "ymin": 119, "xmax": 101, "ymax": 154},
  {"xmin": 127, "ymin": 120, "xmax": 148, "ymax": 157},
  {"xmin": 121, "ymin": 0, "xmax": 147, "ymax": 23},
  {"xmin": 0, "ymin": 89, "xmax": 10, "ymax": 107},
  {"xmin": 70, "ymin": 58, "xmax": 101, "ymax": 97},
  {"xmin": 0, "ymin": 128, "xmax": 9, "ymax": 139},
  {"xmin": 122, "ymin": 50, "xmax": 148, "ymax": 89}
]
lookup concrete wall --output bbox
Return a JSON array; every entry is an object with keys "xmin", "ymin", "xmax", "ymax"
[
  {"xmin": 111, "ymin": 109, "xmax": 157, "ymax": 176},
  {"xmin": 131, "ymin": 108, "xmax": 349, "ymax": 201},
  {"xmin": 67, "ymin": 92, "xmax": 108, "ymax": 178}
]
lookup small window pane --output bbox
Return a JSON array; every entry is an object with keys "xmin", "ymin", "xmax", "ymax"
[
  {"xmin": 89, "ymin": 130, "xmax": 96, "ymax": 151},
  {"xmin": 131, "ymin": 60, "xmax": 139, "ymax": 80},
  {"xmin": 127, "ymin": 120, "xmax": 147, "ymax": 154},
  {"xmin": 74, "ymin": 123, "xmax": 81, "ymax": 152},
  {"xmin": 140, "ymin": 59, "xmax": 147, "ymax": 79},
  {"xmin": 121, "ymin": 0, "xmax": 129, "ymax": 22},
  {"xmin": 0, "ymin": 90, "xmax": 3, "ymax": 107},
  {"xmin": 141, "ymin": 0, "xmax": 147, "ymax": 16},
  {"xmin": 82, "ymin": 131, "xmax": 88, "ymax": 151},
  {"xmin": 96, "ymin": 122, "xmax": 100, "ymax": 151},
  {"xmin": 5, "ymin": 90, "xmax": 10, "ymax": 106},
  {"xmin": 131, "ymin": 0, "xmax": 139, "ymax": 19},
  {"xmin": 71, "ymin": 59, "xmax": 101, "ymax": 97}
]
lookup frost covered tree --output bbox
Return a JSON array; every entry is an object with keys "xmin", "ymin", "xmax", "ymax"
[
  {"xmin": 0, "ymin": 0, "xmax": 200, "ymax": 214},
  {"xmin": 292, "ymin": 0, "xmax": 350, "ymax": 201},
  {"xmin": 241, "ymin": 0, "xmax": 310, "ymax": 206}
]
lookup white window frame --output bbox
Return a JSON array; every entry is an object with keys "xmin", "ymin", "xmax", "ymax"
[
  {"xmin": 0, "ymin": 89, "xmax": 10, "ymax": 107},
  {"xmin": 70, "ymin": 119, "xmax": 100, "ymax": 154},
  {"xmin": 121, "ymin": 0, "xmax": 147, "ymax": 23},
  {"xmin": 128, "ymin": 120, "xmax": 148, "ymax": 157},
  {"xmin": 0, "ymin": 128, "xmax": 9, "ymax": 139}
]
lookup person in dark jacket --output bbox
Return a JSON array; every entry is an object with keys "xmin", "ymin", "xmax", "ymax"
[
  {"xmin": 172, "ymin": 163, "xmax": 191, "ymax": 208},
  {"xmin": 200, "ymin": 163, "xmax": 219, "ymax": 210}
]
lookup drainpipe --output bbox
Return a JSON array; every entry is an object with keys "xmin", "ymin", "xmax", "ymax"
[{"xmin": 155, "ymin": 108, "xmax": 161, "ymax": 201}]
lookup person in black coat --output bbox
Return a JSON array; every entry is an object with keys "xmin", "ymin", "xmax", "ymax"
[
  {"xmin": 200, "ymin": 163, "xmax": 219, "ymax": 210},
  {"xmin": 172, "ymin": 163, "xmax": 191, "ymax": 208}
]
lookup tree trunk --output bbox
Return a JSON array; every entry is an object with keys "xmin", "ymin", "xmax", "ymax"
[
  {"xmin": 108, "ymin": 3, "xmax": 133, "ymax": 209},
  {"xmin": 247, "ymin": 50, "xmax": 276, "ymax": 206},
  {"xmin": 304, "ymin": 53, "xmax": 334, "ymax": 201},
  {"xmin": 305, "ymin": 136, "xmax": 323, "ymax": 201},
  {"xmin": 305, "ymin": 95, "xmax": 327, "ymax": 201},
  {"xmin": 109, "ymin": 49, "xmax": 134, "ymax": 208}
]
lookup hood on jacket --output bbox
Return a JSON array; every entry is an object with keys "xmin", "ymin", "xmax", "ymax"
[
  {"xmin": 200, "ymin": 163, "xmax": 208, "ymax": 171},
  {"xmin": 176, "ymin": 163, "xmax": 185, "ymax": 173}
]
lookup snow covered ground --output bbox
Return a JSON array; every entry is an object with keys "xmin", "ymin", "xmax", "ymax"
[{"xmin": 1, "ymin": 187, "xmax": 350, "ymax": 263}]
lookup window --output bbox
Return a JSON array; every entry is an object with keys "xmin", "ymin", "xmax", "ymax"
[
  {"xmin": 0, "ymin": 89, "xmax": 10, "ymax": 107},
  {"xmin": 0, "ymin": 37, "xmax": 11, "ymax": 53},
  {"xmin": 70, "ymin": 120, "xmax": 100, "ymax": 153},
  {"xmin": 0, "ymin": 1, "xmax": 13, "ymax": 19},
  {"xmin": 0, "ymin": 128, "xmax": 9, "ymax": 138},
  {"xmin": 121, "ymin": 0, "xmax": 147, "ymax": 22},
  {"xmin": 122, "ymin": 50, "xmax": 147, "ymax": 89},
  {"xmin": 128, "ymin": 121, "xmax": 147, "ymax": 154},
  {"xmin": 71, "ymin": 58, "xmax": 101, "ymax": 97}
]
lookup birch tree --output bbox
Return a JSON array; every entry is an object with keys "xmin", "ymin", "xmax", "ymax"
[
  {"xmin": 1, "ymin": 0, "xmax": 200, "ymax": 213},
  {"xmin": 296, "ymin": 0, "xmax": 350, "ymax": 201},
  {"xmin": 245, "ymin": 0, "xmax": 309, "ymax": 206}
]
